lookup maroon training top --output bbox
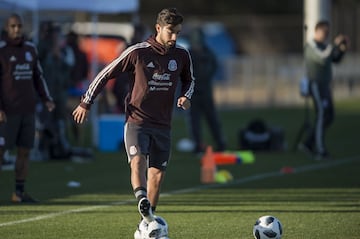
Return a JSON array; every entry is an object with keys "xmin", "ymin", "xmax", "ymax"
[
  {"xmin": 0, "ymin": 36, "xmax": 52, "ymax": 114},
  {"xmin": 81, "ymin": 35, "xmax": 195, "ymax": 129}
]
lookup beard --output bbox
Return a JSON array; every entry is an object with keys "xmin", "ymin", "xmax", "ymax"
[{"xmin": 165, "ymin": 40, "xmax": 176, "ymax": 48}]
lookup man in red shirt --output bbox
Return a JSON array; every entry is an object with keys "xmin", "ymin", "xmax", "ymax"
[{"xmin": 0, "ymin": 13, "xmax": 55, "ymax": 202}]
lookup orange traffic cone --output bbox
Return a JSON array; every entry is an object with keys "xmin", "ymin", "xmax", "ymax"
[{"xmin": 201, "ymin": 146, "xmax": 217, "ymax": 184}]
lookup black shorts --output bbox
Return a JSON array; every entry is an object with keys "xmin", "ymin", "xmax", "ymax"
[
  {"xmin": 0, "ymin": 114, "xmax": 35, "ymax": 149},
  {"xmin": 124, "ymin": 122, "xmax": 171, "ymax": 171}
]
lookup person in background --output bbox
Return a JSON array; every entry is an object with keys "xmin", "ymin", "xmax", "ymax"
[
  {"xmin": 41, "ymin": 25, "xmax": 74, "ymax": 159},
  {"xmin": 299, "ymin": 20, "xmax": 349, "ymax": 160},
  {"xmin": 72, "ymin": 8, "xmax": 194, "ymax": 238},
  {"xmin": 66, "ymin": 31, "xmax": 89, "ymax": 92},
  {"xmin": 0, "ymin": 13, "xmax": 55, "ymax": 202},
  {"xmin": 66, "ymin": 31, "xmax": 89, "ymax": 145},
  {"xmin": 187, "ymin": 27, "xmax": 226, "ymax": 154},
  {"xmin": 37, "ymin": 21, "xmax": 54, "ymax": 63}
]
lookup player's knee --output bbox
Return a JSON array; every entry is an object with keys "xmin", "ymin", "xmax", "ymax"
[{"xmin": 130, "ymin": 154, "xmax": 147, "ymax": 169}]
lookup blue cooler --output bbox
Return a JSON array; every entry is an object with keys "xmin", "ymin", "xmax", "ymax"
[{"xmin": 98, "ymin": 114, "xmax": 125, "ymax": 151}]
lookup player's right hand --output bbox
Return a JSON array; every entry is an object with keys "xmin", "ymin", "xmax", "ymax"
[{"xmin": 72, "ymin": 105, "xmax": 89, "ymax": 124}]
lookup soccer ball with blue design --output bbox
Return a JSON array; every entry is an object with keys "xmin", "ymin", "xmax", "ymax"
[
  {"xmin": 134, "ymin": 215, "xmax": 169, "ymax": 239},
  {"xmin": 253, "ymin": 215, "xmax": 283, "ymax": 239}
]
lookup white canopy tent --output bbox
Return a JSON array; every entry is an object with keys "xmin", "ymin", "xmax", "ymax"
[{"xmin": 1, "ymin": 0, "xmax": 139, "ymax": 13}]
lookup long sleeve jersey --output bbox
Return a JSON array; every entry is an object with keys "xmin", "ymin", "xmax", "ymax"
[
  {"xmin": 0, "ymin": 36, "xmax": 52, "ymax": 114},
  {"xmin": 304, "ymin": 39, "xmax": 345, "ymax": 92},
  {"xmin": 81, "ymin": 35, "xmax": 195, "ymax": 129}
]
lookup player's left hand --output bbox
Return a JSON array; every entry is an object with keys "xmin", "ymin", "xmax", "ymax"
[{"xmin": 177, "ymin": 96, "xmax": 191, "ymax": 110}]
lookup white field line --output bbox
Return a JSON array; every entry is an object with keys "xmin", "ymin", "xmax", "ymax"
[{"xmin": 0, "ymin": 155, "xmax": 359, "ymax": 227}]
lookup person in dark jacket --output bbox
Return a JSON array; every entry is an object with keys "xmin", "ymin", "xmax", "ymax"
[
  {"xmin": 41, "ymin": 26, "xmax": 74, "ymax": 159},
  {"xmin": 299, "ymin": 20, "xmax": 349, "ymax": 160},
  {"xmin": 66, "ymin": 30, "xmax": 90, "ymax": 146},
  {"xmin": 0, "ymin": 13, "xmax": 55, "ymax": 202},
  {"xmin": 72, "ymin": 8, "xmax": 194, "ymax": 238},
  {"xmin": 187, "ymin": 27, "xmax": 226, "ymax": 154}
]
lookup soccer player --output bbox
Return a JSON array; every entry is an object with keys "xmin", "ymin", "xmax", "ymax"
[
  {"xmin": 300, "ymin": 20, "xmax": 348, "ymax": 159},
  {"xmin": 72, "ymin": 7, "xmax": 194, "ymax": 237},
  {"xmin": 0, "ymin": 13, "xmax": 55, "ymax": 202}
]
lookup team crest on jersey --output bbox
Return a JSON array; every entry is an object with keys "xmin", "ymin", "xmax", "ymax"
[
  {"xmin": 25, "ymin": 52, "xmax": 32, "ymax": 62},
  {"xmin": 129, "ymin": 145, "xmax": 137, "ymax": 155},
  {"xmin": 168, "ymin": 59, "xmax": 177, "ymax": 71}
]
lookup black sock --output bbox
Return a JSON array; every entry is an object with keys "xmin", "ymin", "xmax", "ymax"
[
  {"xmin": 134, "ymin": 186, "xmax": 147, "ymax": 201},
  {"xmin": 15, "ymin": 180, "xmax": 25, "ymax": 194}
]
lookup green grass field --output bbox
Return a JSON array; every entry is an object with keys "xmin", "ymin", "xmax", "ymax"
[{"xmin": 1, "ymin": 97, "xmax": 359, "ymax": 239}]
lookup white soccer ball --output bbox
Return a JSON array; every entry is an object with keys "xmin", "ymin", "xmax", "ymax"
[
  {"xmin": 146, "ymin": 215, "xmax": 169, "ymax": 239},
  {"xmin": 253, "ymin": 215, "xmax": 283, "ymax": 239}
]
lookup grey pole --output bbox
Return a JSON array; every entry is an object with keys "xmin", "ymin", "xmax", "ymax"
[{"xmin": 304, "ymin": 0, "xmax": 331, "ymax": 43}]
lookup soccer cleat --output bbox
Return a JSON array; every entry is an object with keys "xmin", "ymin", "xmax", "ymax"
[
  {"xmin": 134, "ymin": 219, "xmax": 148, "ymax": 239},
  {"xmin": 138, "ymin": 197, "xmax": 155, "ymax": 223},
  {"xmin": 133, "ymin": 228, "xmax": 143, "ymax": 239},
  {"xmin": 11, "ymin": 192, "xmax": 39, "ymax": 203}
]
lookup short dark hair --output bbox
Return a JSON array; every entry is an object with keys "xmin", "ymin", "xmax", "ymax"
[
  {"xmin": 156, "ymin": 8, "xmax": 183, "ymax": 26},
  {"xmin": 315, "ymin": 20, "xmax": 329, "ymax": 30},
  {"xmin": 6, "ymin": 13, "xmax": 22, "ymax": 23},
  {"xmin": 3, "ymin": 13, "xmax": 23, "ymax": 36}
]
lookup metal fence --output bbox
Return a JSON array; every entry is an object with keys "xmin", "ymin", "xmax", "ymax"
[{"xmin": 214, "ymin": 54, "xmax": 360, "ymax": 108}]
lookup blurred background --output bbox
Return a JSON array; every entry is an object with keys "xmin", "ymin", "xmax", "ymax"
[{"xmin": 1, "ymin": 0, "xmax": 359, "ymax": 108}]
